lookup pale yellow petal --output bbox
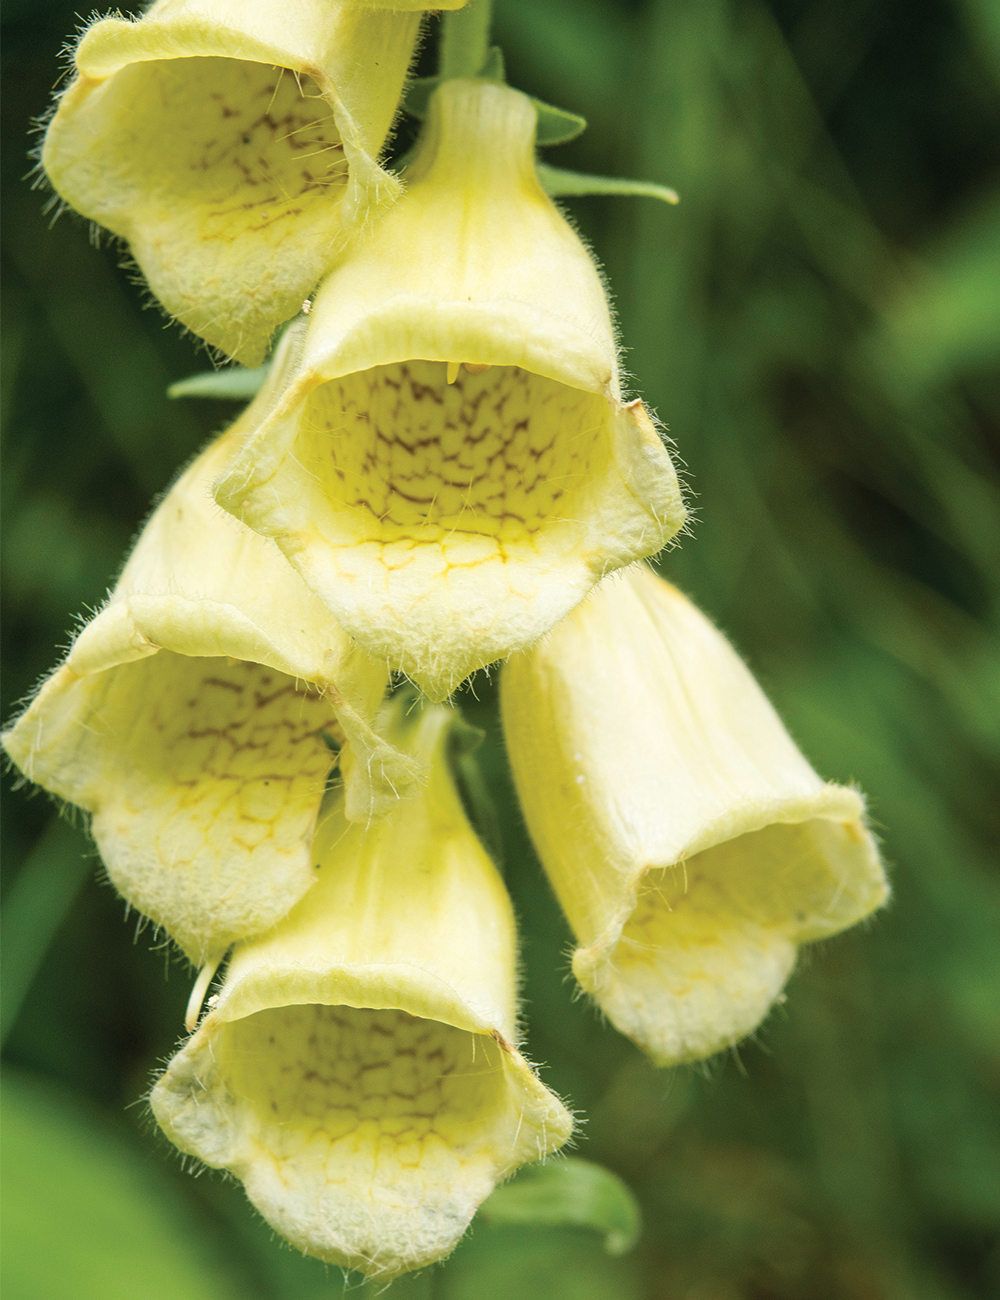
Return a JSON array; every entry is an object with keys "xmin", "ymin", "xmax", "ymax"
[
  {"xmin": 26, "ymin": 655, "xmax": 341, "ymax": 964},
  {"xmin": 42, "ymin": 1, "xmax": 422, "ymax": 363},
  {"xmin": 216, "ymin": 79, "xmax": 685, "ymax": 698},
  {"xmin": 2, "ymin": 339, "xmax": 418, "ymax": 960},
  {"xmin": 501, "ymin": 565, "xmax": 889, "ymax": 1066},
  {"xmin": 10, "ymin": 361, "xmax": 415, "ymax": 822},
  {"xmin": 151, "ymin": 701, "xmax": 572, "ymax": 1275}
]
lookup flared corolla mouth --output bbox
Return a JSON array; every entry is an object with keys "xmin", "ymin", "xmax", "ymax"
[
  {"xmin": 296, "ymin": 298, "xmax": 617, "ymax": 398},
  {"xmin": 214, "ymin": 339, "xmax": 682, "ymax": 698},
  {"xmin": 6, "ymin": 650, "xmax": 340, "ymax": 965},
  {"xmin": 44, "ymin": 52, "xmax": 356, "ymax": 362},
  {"xmin": 577, "ymin": 811, "xmax": 889, "ymax": 1066},
  {"xmin": 48, "ymin": 55, "xmax": 348, "ymax": 246},
  {"xmin": 299, "ymin": 358, "xmax": 613, "ymax": 549},
  {"xmin": 154, "ymin": 1002, "xmax": 566, "ymax": 1276}
]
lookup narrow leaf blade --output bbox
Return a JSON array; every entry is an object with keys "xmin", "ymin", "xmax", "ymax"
[
  {"xmin": 538, "ymin": 161, "xmax": 679, "ymax": 204},
  {"xmin": 167, "ymin": 365, "xmax": 270, "ymax": 401}
]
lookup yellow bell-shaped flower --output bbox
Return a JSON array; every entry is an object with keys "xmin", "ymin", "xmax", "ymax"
[
  {"xmin": 215, "ymin": 77, "xmax": 686, "ymax": 700},
  {"xmin": 2, "ymin": 331, "xmax": 416, "ymax": 965},
  {"xmin": 151, "ymin": 699, "xmax": 573, "ymax": 1277},
  {"xmin": 501, "ymin": 565, "xmax": 889, "ymax": 1066},
  {"xmin": 41, "ymin": 0, "xmax": 433, "ymax": 364}
]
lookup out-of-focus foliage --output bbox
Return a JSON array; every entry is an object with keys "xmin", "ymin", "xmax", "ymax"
[
  {"xmin": 1, "ymin": 1071, "xmax": 244, "ymax": 1300},
  {"xmin": 2, "ymin": 1, "xmax": 999, "ymax": 1298},
  {"xmin": 478, "ymin": 1158, "xmax": 643, "ymax": 1255}
]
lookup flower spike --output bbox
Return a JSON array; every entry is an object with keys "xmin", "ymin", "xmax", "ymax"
[
  {"xmin": 41, "ymin": 0, "xmax": 429, "ymax": 364},
  {"xmin": 501, "ymin": 566, "xmax": 890, "ymax": 1066},
  {"xmin": 215, "ymin": 78, "xmax": 686, "ymax": 700},
  {"xmin": 2, "ymin": 329, "xmax": 418, "ymax": 964},
  {"xmin": 152, "ymin": 699, "xmax": 572, "ymax": 1276}
]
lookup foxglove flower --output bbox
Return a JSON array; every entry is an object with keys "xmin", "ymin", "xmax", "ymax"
[
  {"xmin": 501, "ymin": 565, "xmax": 889, "ymax": 1066},
  {"xmin": 152, "ymin": 698, "xmax": 572, "ymax": 1275},
  {"xmin": 2, "ymin": 333, "xmax": 415, "ymax": 963},
  {"xmin": 215, "ymin": 78, "xmax": 686, "ymax": 700},
  {"xmin": 41, "ymin": 0, "xmax": 433, "ymax": 363}
]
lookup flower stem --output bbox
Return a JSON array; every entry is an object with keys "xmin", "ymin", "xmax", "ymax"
[
  {"xmin": 439, "ymin": 0, "xmax": 493, "ymax": 79},
  {"xmin": 185, "ymin": 955, "xmax": 221, "ymax": 1033}
]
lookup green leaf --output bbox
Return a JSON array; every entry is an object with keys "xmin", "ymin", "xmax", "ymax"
[
  {"xmin": 532, "ymin": 100, "xmax": 588, "ymax": 145},
  {"xmin": 1, "ymin": 1071, "xmax": 242, "ymax": 1300},
  {"xmin": 478, "ymin": 1158, "xmax": 642, "ymax": 1255},
  {"xmin": 960, "ymin": 0, "xmax": 1000, "ymax": 79},
  {"xmin": 440, "ymin": 1225, "xmax": 641, "ymax": 1300},
  {"xmin": 0, "ymin": 818, "xmax": 92, "ymax": 1045},
  {"xmin": 869, "ymin": 186, "xmax": 1000, "ymax": 395},
  {"xmin": 537, "ymin": 161, "xmax": 678, "ymax": 203},
  {"xmin": 167, "ymin": 365, "xmax": 270, "ymax": 401}
]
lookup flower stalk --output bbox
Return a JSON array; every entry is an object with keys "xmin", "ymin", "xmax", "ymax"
[{"xmin": 439, "ymin": 0, "xmax": 494, "ymax": 79}]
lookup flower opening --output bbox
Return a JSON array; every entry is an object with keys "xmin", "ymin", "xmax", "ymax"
[
  {"xmin": 215, "ymin": 78, "xmax": 686, "ymax": 699},
  {"xmin": 152, "ymin": 699, "xmax": 572, "ymax": 1274},
  {"xmin": 501, "ymin": 565, "xmax": 889, "ymax": 1065},
  {"xmin": 41, "ymin": 0, "xmax": 426, "ymax": 363},
  {"xmin": 2, "ymin": 332, "xmax": 417, "ymax": 962}
]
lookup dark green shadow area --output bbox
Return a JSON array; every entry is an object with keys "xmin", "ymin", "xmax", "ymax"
[{"xmin": 3, "ymin": 1, "xmax": 999, "ymax": 1298}]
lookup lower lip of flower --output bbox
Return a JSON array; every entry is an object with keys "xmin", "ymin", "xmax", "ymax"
[{"xmin": 156, "ymin": 1003, "xmax": 532, "ymax": 1273}]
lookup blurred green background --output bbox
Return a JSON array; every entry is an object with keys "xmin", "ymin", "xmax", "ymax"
[{"xmin": 2, "ymin": 1, "xmax": 999, "ymax": 1297}]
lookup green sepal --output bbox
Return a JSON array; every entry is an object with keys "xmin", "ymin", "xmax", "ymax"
[
  {"xmin": 537, "ymin": 161, "xmax": 679, "ymax": 204},
  {"xmin": 448, "ymin": 712, "xmax": 486, "ymax": 761},
  {"xmin": 479, "ymin": 45, "xmax": 506, "ymax": 82},
  {"xmin": 402, "ymin": 46, "xmax": 584, "ymax": 144},
  {"xmin": 478, "ymin": 1157, "xmax": 642, "ymax": 1255},
  {"xmin": 404, "ymin": 49, "xmax": 507, "ymax": 122},
  {"xmin": 402, "ymin": 75, "xmax": 440, "ymax": 120},
  {"xmin": 167, "ymin": 365, "xmax": 270, "ymax": 401},
  {"xmin": 447, "ymin": 714, "xmax": 505, "ymax": 870},
  {"xmin": 531, "ymin": 101, "xmax": 587, "ymax": 146}
]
